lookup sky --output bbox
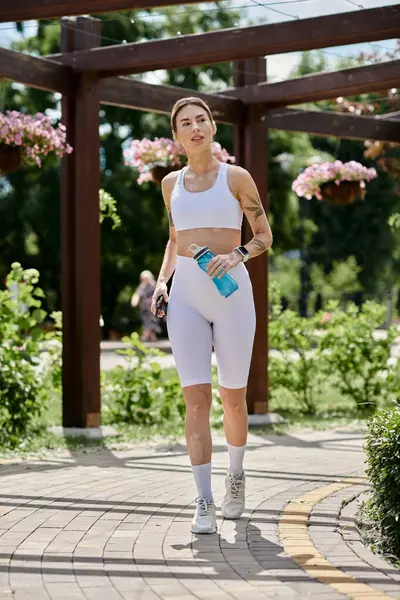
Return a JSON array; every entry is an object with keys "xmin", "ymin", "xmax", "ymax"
[{"xmin": 0, "ymin": 0, "xmax": 398, "ymax": 83}]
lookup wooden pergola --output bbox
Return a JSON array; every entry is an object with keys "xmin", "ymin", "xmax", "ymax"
[{"xmin": 1, "ymin": 1, "xmax": 400, "ymax": 428}]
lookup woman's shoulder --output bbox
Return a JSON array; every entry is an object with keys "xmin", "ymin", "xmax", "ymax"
[
  {"xmin": 226, "ymin": 164, "xmax": 253, "ymax": 193},
  {"xmin": 226, "ymin": 164, "xmax": 250, "ymax": 178},
  {"xmin": 162, "ymin": 168, "xmax": 182, "ymax": 190},
  {"xmin": 161, "ymin": 168, "xmax": 182, "ymax": 205}
]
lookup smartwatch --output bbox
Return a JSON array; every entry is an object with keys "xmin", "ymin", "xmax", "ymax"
[{"xmin": 234, "ymin": 246, "xmax": 249, "ymax": 263}]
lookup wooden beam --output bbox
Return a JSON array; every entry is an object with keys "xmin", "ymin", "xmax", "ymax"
[
  {"xmin": 227, "ymin": 60, "xmax": 400, "ymax": 106},
  {"xmin": 234, "ymin": 59, "xmax": 269, "ymax": 416},
  {"xmin": 100, "ymin": 77, "xmax": 242, "ymax": 124},
  {"xmin": 56, "ymin": 5, "xmax": 400, "ymax": 77},
  {"xmin": 0, "ymin": 48, "xmax": 76, "ymax": 95},
  {"xmin": 61, "ymin": 17, "xmax": 101, "ymax": 429},
  {"xmin": 0, "ymin": 0, "xmax": 216, "ymax": 22},
  {"xmin": 265, "ymin": 108, "xmax": 400, "ymax": 143},
  {"xmin": 0, "ymin": 47, "xmax": 240, "ymax": 123}
]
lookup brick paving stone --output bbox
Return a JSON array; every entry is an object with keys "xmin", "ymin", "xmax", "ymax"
[{"xmin": 0, "ymin": 429, "xmax": 398, "ymax": 599}]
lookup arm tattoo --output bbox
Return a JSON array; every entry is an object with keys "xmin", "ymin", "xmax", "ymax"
[
  {"xmin": 168, "ymin": 211, "xmax": 174, "ymax": 227},
  {"xmin": 242, "ymin": 193, "xmax": 264, "ymax": 219},
  {"xmin": 253, "ymin": 238, "xmax": 267, "ymax": 253}
]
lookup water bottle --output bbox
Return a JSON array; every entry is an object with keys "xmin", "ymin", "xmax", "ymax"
[{"xmin": 188, "ymin": 244, "xmax": 239, "ymax": 298}]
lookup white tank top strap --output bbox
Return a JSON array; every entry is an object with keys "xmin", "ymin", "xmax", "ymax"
[
  {"xmin": 219, "ymin": 161, "xmax": 229, "ymax": 182},
  {"xmin": 179, "ymin": 166, "xmax": 187, "ymax": 182},
  {"xmin": 171, "ymin": 167, "xmax": 185, "ymax": 194}
]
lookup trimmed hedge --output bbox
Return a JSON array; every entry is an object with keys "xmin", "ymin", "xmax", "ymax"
[{"xmin": 364, "ymin": 407, "xmax": 400, "ymax": 559}]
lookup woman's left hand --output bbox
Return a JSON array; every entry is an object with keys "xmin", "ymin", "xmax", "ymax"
[{"xmin": 207, "ymin": 251, "xmax": 242, "ymax": 279}]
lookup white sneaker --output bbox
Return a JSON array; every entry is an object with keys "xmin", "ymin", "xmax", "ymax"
[
  {"xmin": 191, "ymin": 497, "xmax": 217, "ymax": 534},
  {"xmin": 221, "ymin": 472, "xmax": 246, "ymax": 519}
]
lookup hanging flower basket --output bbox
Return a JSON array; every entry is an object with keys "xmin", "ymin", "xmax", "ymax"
[
  {"xmin": 320, "ymin": 180, "xmax": 366, "ymax": 206},
  {"xmin": 292, "ymin": 160, "xmax": 377, "ymax": 205},
  {"xmin": 0, "ymin": 144, "xmax": 22, "ymax": 173},
  {"xmin": 124, "ymin": 137, "xmax": 235, "ymax": 185},
  {"xmin": 0, "ymin": 110, "xmax": 73, "ymax": 173}
]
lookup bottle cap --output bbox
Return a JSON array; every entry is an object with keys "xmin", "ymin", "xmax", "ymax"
[
  {"xmin": 188, "ymin": 243, "xmax": 208, "ymax": 260},
  {"xmin": 188, "ymin": 243, "xmax": 201, "ymax": 255}
]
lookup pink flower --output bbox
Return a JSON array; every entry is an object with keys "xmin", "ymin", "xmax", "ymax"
[
  {"xmin": 125, "ymin": 137, "xmax": 235, "ymax": 185},
  {"xmin": 0, "ymin": 110, "xmax": 73, "ymax": 168},
  {"xmin": 292, "ymin": 160, "xmax": 377, "ymax": 201},
  {"xmin": 321, "ymin": 312, "xmax": 332, "ymax": 325}
]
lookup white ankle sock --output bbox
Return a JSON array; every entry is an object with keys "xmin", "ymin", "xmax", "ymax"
[
  {"xmin": 227, "ymin": 442, "xmax": 246, "ymax": 476},
  {"xmin": 192, "ymin": 463, "xmax": 213, "ymax": 502}
]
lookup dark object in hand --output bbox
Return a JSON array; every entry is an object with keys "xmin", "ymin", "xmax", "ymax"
[{"xmin": 156, "ymin": 295, "xmax": 168, "ymax": 318}]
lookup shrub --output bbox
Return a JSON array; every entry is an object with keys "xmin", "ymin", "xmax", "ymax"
[
  {"xmin": 364, "ymin": 407, "xmax": 400, "ymax": 559},
  {"xmin": 309, "ymin": 256, "xmax": 362, "ymax": 309},
  {"xmin": 0, "ymin": 263, "xmax": 48, "ymax": 447},
  {"xmin": 269, "ymin": 282, "xmax": 322, "ymax": 414},
  {"xmin": 102, "ymin": 332, "xmax": 186, "ymax": 426},
  {"xmin": 318, "ymin": 300, "xmax": 398, "ymax": 414}
]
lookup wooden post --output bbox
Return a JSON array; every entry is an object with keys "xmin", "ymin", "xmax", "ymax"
[
  {"xmin": 234, "ymin": 58, "xmax": 269, "ymax": 415},
  {"xmin": 61, "ymin": 17, "xmax": 101, "ymax": 428}
]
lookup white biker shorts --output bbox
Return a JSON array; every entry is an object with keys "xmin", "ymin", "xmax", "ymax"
[{"xmin": 167, "ymin": 255, "xmax": 256, "ymax": 389}]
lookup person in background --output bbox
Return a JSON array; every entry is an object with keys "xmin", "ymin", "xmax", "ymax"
[{"xmin": 131, "ymin": 270, "xmax": 161, "ymax": 342}]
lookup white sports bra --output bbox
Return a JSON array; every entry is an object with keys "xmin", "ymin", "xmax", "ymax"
[{"xmin": 170, "ymin": 162, "xmax": 243, "ymax": 232}]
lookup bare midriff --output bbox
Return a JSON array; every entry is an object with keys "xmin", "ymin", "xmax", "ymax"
[{"xmin": 176, "ymin": 227, "xmax": 241, "ymax": 257}]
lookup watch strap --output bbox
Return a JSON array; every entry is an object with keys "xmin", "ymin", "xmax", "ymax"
[{"xmin": 234, "ymin": 246, "xmax": 249, "ymax": 262}]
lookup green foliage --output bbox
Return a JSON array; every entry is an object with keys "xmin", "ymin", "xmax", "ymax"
[
  {"xmin": 305, "ymin": 139, "xmax": 400, "ymax": 298},
  {"xmin": 269, "ymin": 281, "xmax": 399, "ymax": 416},
  {"xmin": 364, "ymin": 407, "xmax": 400, "ymax": 559},
  {"xmin": 99, "ymin": 189, "xmax": 121, "ymax": 230},
  {"xmin": 318, "ymin": 300, "xmax": 398, "ymax": 414},
  {"xmin": 269, "ymin": 254, "xmax": 301, "ymax": 309},
  {"xmin": 269, "ymin": 282, "xmax": 322, "ymax": 413},
  {"xmin": 102, "ymin": 332, "xmax": 186, "ymax": 425},
  {"xmin": 310, "ymin": 256, "xmax": 363, "ymax": 307},
  {"xmin": 388, "ymin": 213, "xmax": 400, "ymax": 231},
  {"xmin": 0, "ymin": 263, "xmax": 47, "ymax": 447},
  {"xmin": 269, "ymin": 131, "xmax": 322, "ymax": 250}
]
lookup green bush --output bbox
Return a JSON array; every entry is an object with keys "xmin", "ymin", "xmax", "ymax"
[
  {"xmin": 364, "ymin": 406, "xmax": 400, "ymax": 559},
  {"xmin": 102, "ymin": 332, "xmax": 186, "ymax": 426},
  {"xmin": 0, "ymin": 263, "xmax": 48, "ymax": 447},
  {"xmin": 318, "ymin": 300, "xmax": 398, "ymax": 414},
  {"xmin": 269, "ymin": 282, "xmax": 322, "ymax": 414},
  {"xmin": 310, "ymin": 256, "xmax": 363, "ymax": 309}
]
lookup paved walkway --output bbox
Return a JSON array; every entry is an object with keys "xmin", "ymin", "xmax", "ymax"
[
  {"xmin": 98, "ymin": 335, "xmax": 400, "ymax": 372},
  {"xmin": 1, "ymin": 429, "xmax": 399, "ymax": 600}
]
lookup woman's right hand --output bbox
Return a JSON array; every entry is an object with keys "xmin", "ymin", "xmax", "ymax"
[{"xmin": 151, "ymin": 281, "xmax": 169, "ymax": 316}]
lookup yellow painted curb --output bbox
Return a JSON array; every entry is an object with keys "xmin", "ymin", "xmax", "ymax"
[{"xmin": 278, "ymin": 477, "xmax": 395, "ymax": 600}]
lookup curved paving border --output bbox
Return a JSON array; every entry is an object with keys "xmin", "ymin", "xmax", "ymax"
[
  {"xmin": 278, "ymin": 477, "xmax": 399, "ymax": 600},
  {"xmin": 339, "ymin": 493, "xmax": 400, "ymax": 597}
]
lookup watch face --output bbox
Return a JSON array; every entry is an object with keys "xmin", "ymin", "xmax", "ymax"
[{"xmin": 239, "ymin": 246, "xmax": 249, "ymax": 256}]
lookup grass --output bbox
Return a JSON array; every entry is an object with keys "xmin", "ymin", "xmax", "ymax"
[{"xmin": 0, "ymin": 365, "xmax": 376, "ymax": 460}]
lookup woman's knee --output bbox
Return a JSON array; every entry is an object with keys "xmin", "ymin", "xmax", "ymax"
[
  {"xmin": 219, "ymin": 386, "xmax": 247, "ymax": 417},
  {"xmin": 183, "ymin": 384, "xmax": 212, "ymax": 419}
]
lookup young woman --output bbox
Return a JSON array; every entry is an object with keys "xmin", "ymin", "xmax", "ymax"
[{"xmin": 151, "ymin": 97, "xmax": 272, "ymax": 534}]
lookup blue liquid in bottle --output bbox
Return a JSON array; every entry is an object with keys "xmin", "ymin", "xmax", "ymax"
[{"xmin": 189, "ymin": 244, "xmax": 239, "ymax": 298}]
